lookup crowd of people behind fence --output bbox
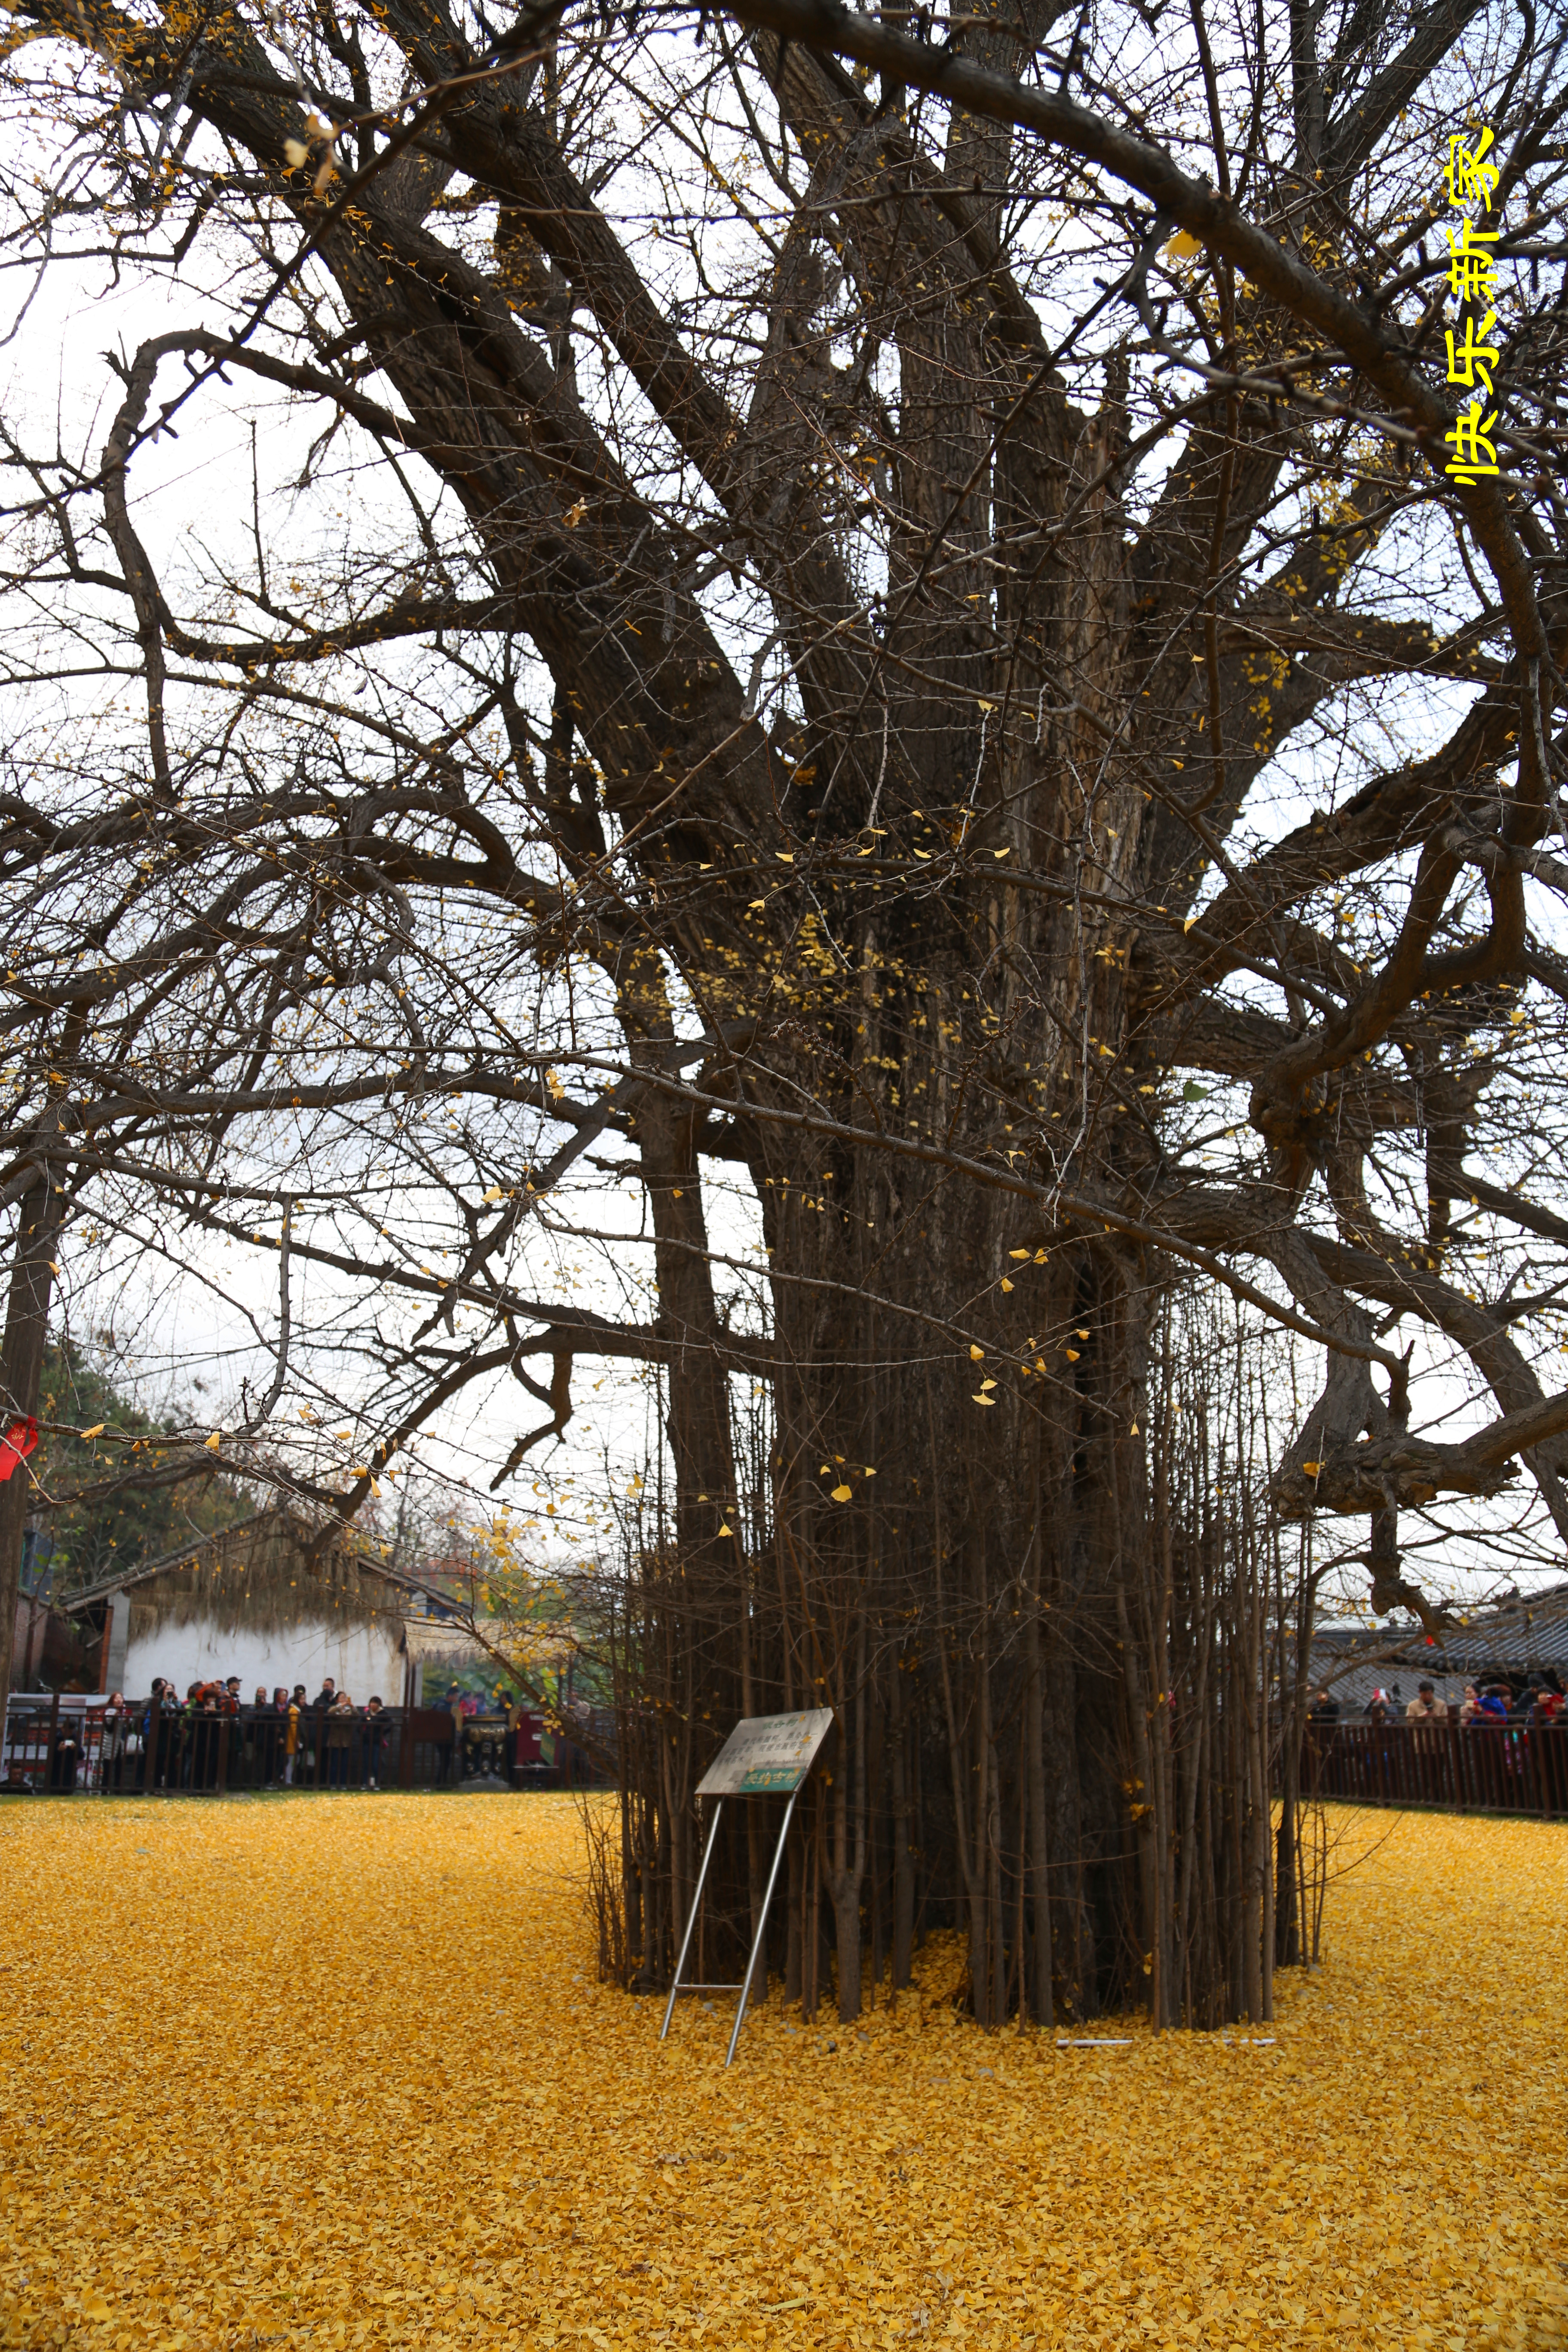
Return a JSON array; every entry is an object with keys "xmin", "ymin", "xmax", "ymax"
[
  {"xmin": 40, "ymin": 1675, "xmax": 528, "ymax": 1793},
  {"xmin": 5, "ymin": 1677, "xmax": 609, "ymax": 1796},
  {"xmin": 83, "ymin": 1678, "xmax": 399, "ymax": 1793},
  {"xmin": 1301, "ymin": 1674, "xmax": 1568, "ymax": 1812},
  {"xmin": 1308, "ymin": 1677, "xmax": 1567, "ymax": 1726}
]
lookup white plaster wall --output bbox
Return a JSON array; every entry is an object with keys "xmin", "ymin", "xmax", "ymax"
[{"xmin": 120, "ymin": 1615, "xmax": 404, "ymax": 1703}]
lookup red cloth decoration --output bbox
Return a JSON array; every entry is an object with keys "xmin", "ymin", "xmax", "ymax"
[{"xmin": 0, "ymin": 1416, "xmax": 39, "ymax": 1481}]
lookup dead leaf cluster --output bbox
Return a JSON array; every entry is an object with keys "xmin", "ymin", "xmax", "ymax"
[{"xmin": 0, "ymin": 1797, "xmax": 1564, "ymax": 2351}]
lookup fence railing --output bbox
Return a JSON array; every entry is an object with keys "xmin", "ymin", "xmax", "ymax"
[
  {"xmin": 0, "ymin": 1697, "xmax": 615, "ymax": 1795},
  {"xmin": 1304, "ymin": 1719, "xmax": 1568, "ymax": 1819},
  {"xmin": 8, "ymin": 1701, "xmax": 1560, "ymax": 1815}
]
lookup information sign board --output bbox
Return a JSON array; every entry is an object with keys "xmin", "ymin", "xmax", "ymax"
[{"xmin": 695, "ymin": 1707, "xmax": 833, "ymax": 1797}]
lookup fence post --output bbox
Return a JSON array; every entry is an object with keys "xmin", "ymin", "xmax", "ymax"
[
  {"xmin": 399, "ymin": 1707, "xmax": 413, "ymax": 1789},
  {"xmin": 217, "ymin": 1713, "xmax": 230, "ymax": 1795},
  {"xmin": 314, "ymin": 1708, "xmax": 325, "ymax": 1790}
]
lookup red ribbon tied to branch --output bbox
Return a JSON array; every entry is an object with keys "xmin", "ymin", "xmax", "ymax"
[{"xmin": 0, "ymin": 1417, "xmax": 40, "ymax": 1482}]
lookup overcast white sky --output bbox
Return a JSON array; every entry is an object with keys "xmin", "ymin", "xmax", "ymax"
[{"xmin": 6, "ymin": 19, "xmax": 1565, "ymax": 1617}]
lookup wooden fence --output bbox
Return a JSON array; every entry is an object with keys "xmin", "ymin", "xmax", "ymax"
[
  {"xmin": 0, "ymin": 1698, "xmax": 613, "ymax": 1795},
  {"xmin": 1304, "ymin": 1719, "xmax": 1568, "ymax": 1818}
]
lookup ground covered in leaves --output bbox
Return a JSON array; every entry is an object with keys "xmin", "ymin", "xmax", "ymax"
[{"xmin": 1, "ymin": 1794, "xmax": 1563, "ymax": 2351}]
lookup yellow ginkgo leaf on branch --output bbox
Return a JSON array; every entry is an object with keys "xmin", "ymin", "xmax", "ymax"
[{"xmin": 830, "ymin": 1484, "xmax": 852, "ymax": 1503}]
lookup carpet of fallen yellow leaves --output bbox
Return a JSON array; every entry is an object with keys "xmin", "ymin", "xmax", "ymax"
[{"xmin": 1, "ymin": 1794, "xmax": 1563, "ymax": 2352}]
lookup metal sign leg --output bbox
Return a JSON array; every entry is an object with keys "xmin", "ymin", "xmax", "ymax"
[
  {"xmin": 724, "ymin": 1785, "xmax": 799, "ymax": 2067},
  {"xmin": 660, "ymin": 1797, "xmax": 724, "ymax": 2040}
]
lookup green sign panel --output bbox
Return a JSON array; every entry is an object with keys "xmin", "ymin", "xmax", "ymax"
[{"xmin": 696, "ymin": 1707, "xmax": 834, "ymax": 1797}]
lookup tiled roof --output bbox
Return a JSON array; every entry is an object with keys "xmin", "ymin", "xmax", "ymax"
[
  {"xmin": 1308, "ymin": 1582, "xmax": 1568, "ymax": 1709},
  {"xmin": 58, "ymin": 1507, "xmax": 403, "ymax": 1611}
]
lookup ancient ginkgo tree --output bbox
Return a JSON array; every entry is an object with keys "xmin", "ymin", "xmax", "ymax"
[{"xmin": 2, "ymin": 0, "xmax": 1566, "ymax": 2018}]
